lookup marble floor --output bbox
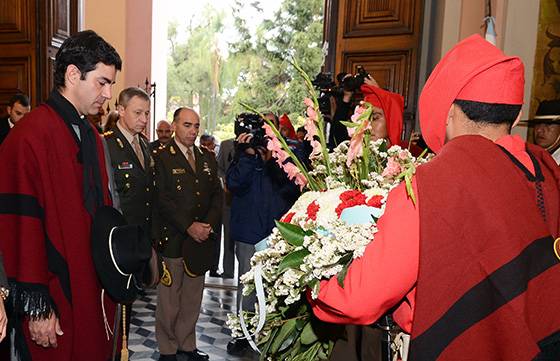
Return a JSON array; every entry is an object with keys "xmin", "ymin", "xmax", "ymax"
[{"xmin": 128, "ymin": 276, "xmax": 258, "ymax": 361}]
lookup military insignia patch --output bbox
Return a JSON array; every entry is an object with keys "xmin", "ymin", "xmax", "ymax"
[
  {"xmin": 172, "ymin": 168, "xmax": 186, "ymax": 174},
  {"xmin": 161, "ymin": 261, "xmax": 172, "ymax": 287},
  {"xmin": 118, "ymin": 162, "xmax": 133, "ymax": 170},
  {"xmin": 202, "ymin": 162, "xmax": 212, "ymax": 175},
  {"xmin": 169, "ymin": 146, "xmax": 176, "ymax": 154},
  {"xmin": 116, "ymin": 138, "xmax": 124, "ymax": 149}
]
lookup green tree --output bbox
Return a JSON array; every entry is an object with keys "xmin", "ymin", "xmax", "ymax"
[{"xmin": 167, "ymin": 0, "xmax": 324, "ymax": 139}]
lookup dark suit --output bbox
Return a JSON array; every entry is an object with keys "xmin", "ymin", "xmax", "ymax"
[
  {"xmin": 0, "ymin": 117, "xmax": 12, "ymax": 145},
  {"xmin": 149, "ymin": 139, "xmax": 166, "ymax": 154},
  {"xmin": 154, "ymin": 138, "xmax": 222, "ymax": 355},
  {"xmin": 103, "ymin": 127, "xmax": 155, "ymax": 239},
  {"xmin": 216, "ymin": 138, "xmax": 236, "ymax": 277}
]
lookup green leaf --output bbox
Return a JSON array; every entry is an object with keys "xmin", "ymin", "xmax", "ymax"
[
  {"xmin": 275, "ymin": 221, "xmax": 307, "ymax": 247},
  {"xmin": 337, "ymin": 262, "xmax": 351, "ymax": 288},
  {"xmin": 269, "ymin": 318, "xmax": 297, "ymax": 354},
  {"xmin": 277, "ymin": 248, "xmax": 311, "ymax": 273},
  {"xmin": 340, "ymin": 120, "xmax": 360, "ymax": 128},
  {"xmin": 300, "ymin": 322, "xmax": 319, "ymax": 345}
]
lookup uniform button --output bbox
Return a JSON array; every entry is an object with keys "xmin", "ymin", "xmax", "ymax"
[
  {"xmin": 197, "ymin": 204, "xmax": 201, "ymax": 208},
  {"xmin": 146, "ymin": 202, "xmax": 150, "ymax": 206},
  {"xmin": 125, "ymin": 183, "xmax": 130, "ymax": 188},
  {"xmin": 196, "ymin": 191, "xmax": 200, "ymax": 195},
  {"xmin": 125, "ymin": 174, "xmax": 130, "ymax": 178},
  {"xmin": 146, "ymin": 187, "xmax": 150, "ymax": 192},
  {"xmin": 195, "ymin": 217, "xmax": 199, "ymax": 221},
  {"xmin": 145, "ymin": 217, "xmax": 150, "ymax": 221},
  {"xmin": 177, "ymin": 185, "xmax": 182, "ymax": 191},
  {"xmin": 195, "ymin": 179, "xmax": 199, "ymax": 184},
  {"xmin": 165, "ymin": 237, "xmax": 169, "ymax": 241}
]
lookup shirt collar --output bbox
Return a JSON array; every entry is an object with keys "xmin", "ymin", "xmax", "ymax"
[
  {"xmin": 174, "ymin": 138, "xmax": 195, "ymax": 157},
  {"xmin": 116, "ymin": 121, "xmax": 138, "ymax": 146},
  {"xmin": 8, "ymin": 118, "xmax": 14, "ymax": 128}
]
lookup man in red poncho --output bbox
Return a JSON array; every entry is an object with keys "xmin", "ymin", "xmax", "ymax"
[
  {"xmin": 0, "ymin": 30, "xmax": 122, "ymax": 361},
  {"xmin": 311, "ymin": 34, "xmax": 560, "ymax": 360}
]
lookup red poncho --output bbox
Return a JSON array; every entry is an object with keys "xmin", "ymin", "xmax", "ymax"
[{"xmin": 0, "ymin": 104, "xmax": 117, "ymax": 361}]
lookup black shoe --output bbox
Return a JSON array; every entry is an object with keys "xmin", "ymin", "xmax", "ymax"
[
  {"xmin": 208, "ymin": 270, "xmax": 221, "ymax": 278},
  {"xmin": 226, "ymin": 338, "xmax": 250, "ymax": 356},
  {"xmin": 177, "ymin": 349, "xmax": 209, "ymax": 361},
  {"xmin": 158, "ymin": 354, "xmax": 177, "ymax": 361}
]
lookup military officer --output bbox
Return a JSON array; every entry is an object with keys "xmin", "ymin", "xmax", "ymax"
[
  {"xmin": 103, "ymin": 87, "xmax": 155, "ymax": 351},
  {"xmin": 103, "ymin": 87, "xmax": 155, "ymax": 236},
  {"xmin": 154, "ymin": 107, "xmax": 222, "ymax": 361}
]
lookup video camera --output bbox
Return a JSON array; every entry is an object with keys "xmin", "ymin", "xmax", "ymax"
[
  {"xmin": 338, "ymin": 65, "xmax": 370, "ymax": 92},
  {"xmin": 234, "ymin": 113, "xmax": 268, "ymax": 149}
]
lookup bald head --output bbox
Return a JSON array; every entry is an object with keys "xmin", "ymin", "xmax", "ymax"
[
  {"xmin": 156, "ymin": 120, "xmax": 172, "ymax": 144},
  {"xmin": 172, "ymin": 107, "xmax": 200, "ymax": 147}
]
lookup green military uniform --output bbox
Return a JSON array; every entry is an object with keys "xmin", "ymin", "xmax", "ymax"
[
  {"xmin": 154, "ymin": 138, "xmax": 222, "ymax": 356},
  {"xmin": 103, "ymin": 127, "xmax": 156, "ymax": 239},
  {"xmin": 154, "ymin": 138, "xmax": 222, "ymax": 267}
]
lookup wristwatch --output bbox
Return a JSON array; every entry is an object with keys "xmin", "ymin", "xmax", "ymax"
[{"xmin": 0, "ymin": 287, "xmax": 9, "ymax": 302}]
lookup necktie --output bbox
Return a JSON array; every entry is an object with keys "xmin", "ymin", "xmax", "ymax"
[
  {"xmin": 132, "ymin": 137, "xmax": 145, "ymax": 169},
  {"xmin": 186, "ymin": 147, "xmax": 196, "ymax": 172}
]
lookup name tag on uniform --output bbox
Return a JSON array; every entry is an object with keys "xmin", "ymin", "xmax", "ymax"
[
  {"xmin": 118, "ymin": 162, "xmax": 133, "ymax": 170},
  {"xmin": 172, "ymin": 168, "xmax": 186, "ymax": 174}
]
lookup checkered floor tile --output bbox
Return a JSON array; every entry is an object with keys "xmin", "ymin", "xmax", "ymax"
[{"xmin": 128, "ymin": 278, "xmax": 258, "ymax": 361}]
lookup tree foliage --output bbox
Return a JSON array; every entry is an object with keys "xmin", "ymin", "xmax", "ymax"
[{"xmin": 167, "ymin": 0, "xmax": 324, "ymax": 140}]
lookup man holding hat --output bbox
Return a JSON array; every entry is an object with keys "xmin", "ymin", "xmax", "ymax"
[
  {"xmin": 532, "ymin": 99, "xmax": 560, "ymax": 164},
  {"xmin": 0, "ymin": 31, "xmax": 122, "ymax": 361},
  {"xmin": 310, "ymin": 34, "xmax": 560, "ymax": 360},
  {"xmin": 154, "ymin": 107, "xmax": 222, "ymax": 361}
]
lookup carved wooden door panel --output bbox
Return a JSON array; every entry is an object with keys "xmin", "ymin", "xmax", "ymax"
[
  {"xmin": 324, "ymin": 0, "xmax": 424, "ymax": 137},
  {"xmin": 0, "ymin": 0, "xmax": 79, "ymax": 113},
  {"xmin": 38, "ymin": 0, "xmax": 80, "ymax": 102},
  {"xmin": 0, "ymin": 0, "xmax": 38, "ymax": 114}
]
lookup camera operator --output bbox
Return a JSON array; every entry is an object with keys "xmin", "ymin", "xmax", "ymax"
[
  {"xmin": 323, "ymin": 69, "xmax": 382, "ymax": 150},
  {"xmin": 226, "ymin": 113, "xmax": 300, "ymax": 356}
]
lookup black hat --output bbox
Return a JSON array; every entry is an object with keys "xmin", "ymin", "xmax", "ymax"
[
  {"xmin": 182, "ymin": 232, "xmax": 217, "ymax": 277},
  {"xmin": 528, "ymin": 100, "xmax": 560, "ymax": 125},
  {"xmin": 91, "ymin": 206, "xmax": 151, "ymax": 303}
]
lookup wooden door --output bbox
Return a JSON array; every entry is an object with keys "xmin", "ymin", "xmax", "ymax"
[
  {"xmin": 0, "ymin": 0, "xmax": 38, "ymax": 115},
  {"xmin": 0, "ymin": 0, "xmax": 79, "ymax": 114},
  {"xmin": 324, "ymin": 0, "xmax": 425, "ymax": 137}
]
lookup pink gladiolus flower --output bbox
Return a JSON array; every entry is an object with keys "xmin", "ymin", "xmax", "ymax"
[
  {"xmin": 351, "ymin": 105, "xmax": 365, "ymax": 123},
  {"xmin": 346, "ymin": 120, "xmax": 369, "ymax": 167},
  {"xmin": 310, "ymin": 139, "xmax": 322, "ymax": 157},
  {"xmin": 263, "ymin": 123, "xmax": 276, "ymax": 138},
  {"xmin": 382, "ymin": 157, "xmax": 402, "ymax": 177},
  {"xmin": 304, "ymin": 98, "xmax": 314, "ymax": 107},
  {"xmin": 399, "ymin": 150, "xmax": 410, "ymax": 160}
]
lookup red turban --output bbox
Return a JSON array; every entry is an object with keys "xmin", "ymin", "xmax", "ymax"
[
  {"xmin": 419, "ymin": 34, "xmax": 524, "ymax": 154},
  {"xmin": 279, "ymin": 113, "xmax": 297, "ymax": 140},
  {"xmin": 360, "ymin": 84, "xmax": 404, "ymax": 146}
]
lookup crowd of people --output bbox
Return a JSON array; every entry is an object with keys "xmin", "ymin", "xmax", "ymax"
[{"xmin": 0, "ymin": 29, "xmax": 559, "ymax": 361}]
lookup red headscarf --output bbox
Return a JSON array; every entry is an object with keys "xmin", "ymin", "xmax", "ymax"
[
  {"xmin": 360, "ymin": 84, "xmax": 404, "ymax": 146},
  {"xmin": 419, "ymin": 34, "xmax": 524, "ymax": 154},
  {"xmin": 279, "ymin": 113, "xmax": 297, "ymax": 140}
]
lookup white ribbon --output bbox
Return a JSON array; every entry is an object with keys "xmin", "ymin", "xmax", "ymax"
[
  {"xmin": 101, "ymin": 289, "xmax": 113, "ymax": 340},
  {"xmin": 391, "ymin": 332, "xmax": 410, "ymax": 361},
  {"xmin": 238, "ymin": 263, "xmax": 268, "ymax": 353},
  {"xmin": 108, "ymin": 226, "xmax": 133, "ymax": 289}
]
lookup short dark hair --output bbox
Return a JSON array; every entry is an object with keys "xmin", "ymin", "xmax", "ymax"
[
  {"xmin": 118, "ymin": 87, "xmax": 150, "ymax": 108},
  {"xmin": 173, "ymin": 107, "xmax": 185, "ymax": 122},
  {"xmin": 8, "ymin": 93, "xmax": 30, "ymax": 108},
  {"xmin": 453, "ymin": 99, "xmax": 522, "ymax": 126},
  {"xmin": 54, "ymin": 30, "xmax": 122, "ymax": 89},
  {"xmin": 200, "ymin": 134, "xmax": 215, "ymax": 142}
]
